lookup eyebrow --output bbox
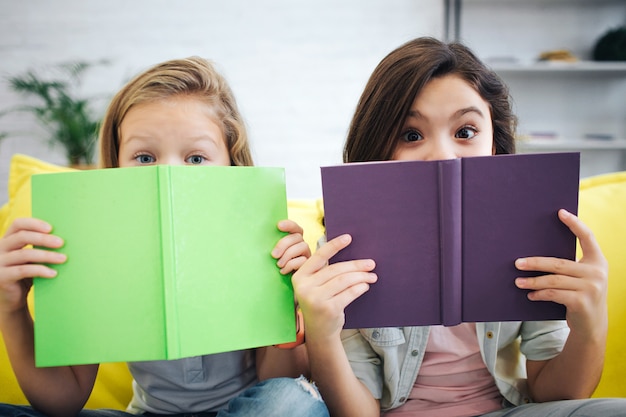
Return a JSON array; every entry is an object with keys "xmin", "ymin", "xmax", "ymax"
[
  {"xmin": 121, "ymin": 134, "xmax": 221, "ymax": 146},
  {"xmin": 455, "ymin": 106, "xmax": 485, "ymax": 118},
  {"xmin": 408, "ymin": 106, "xmax": 486, "ymax": 120}
]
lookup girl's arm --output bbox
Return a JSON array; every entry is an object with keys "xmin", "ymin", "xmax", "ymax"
[
  {"xmin": 0, "ymin": 218, "xmax": 99, "ymax": 417},
  {"xmin": 515, "ymin": 209, "xmax": 608, "ymax": 401},
  {"xmin": 293, "ymin": 235, "xmax": 381, "ymax": 417},
  {"xmin": 257, "ymin": 220, "xmax": 311, "ymax": 379},
  {"xmin": 256, "ymin": 344, "xmax": 309, "ymax": 380}
]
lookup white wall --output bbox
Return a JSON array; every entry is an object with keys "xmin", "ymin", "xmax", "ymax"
[{"xmin": 0, "ymin": 0, "xmax": 444, "ymax": 205}]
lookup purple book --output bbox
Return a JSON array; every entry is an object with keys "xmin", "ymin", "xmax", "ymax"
[{"xmin": 321, "ymin": 152, "xmax": 579, "ymax": 328}]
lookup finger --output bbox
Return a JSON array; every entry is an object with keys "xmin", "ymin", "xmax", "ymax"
[
  {"xmin": 277, "ymin": 219, "xmax": 303, "ymax": 235},
  {"xmin": 525, "ymin": 286, "xmax": 604, "ymax": 321},
  {"xmin": 297, "ymin": 271, "xmax": 377, "ymax": 317},
  {"xmin": 294, "ymin": 258, "xmax": 376, "ymax": 288},
  {"xmin": 297, "ymin": 234, "xmax": 354, "ymax": 274},
  {"xmin": 0, "ymin": 230, "xmax": 65, "ymax": 253},
  {"xmin": 515, "ymin": 273, "xmax": 585, "ymax": 293},
  {"xmin": 321, "ymin": 270, "xmax": 378, "ymax": 300},
  {"xmin": 277, "ymin": 240, "xmax": 310, "ymax": 268},
  {"xmin": 279, "ymin": 255, "xmax": 307, "ymax": 275},
  {"xmin": 0, "ymin": 264, "xmax": 59, "ymax": 281},
  {"xmin": 2, "ymin": 247, "xmax": 67, "ymax": 268},
  {"xmin": 329, "ymin": 280, "xmax": 374, "ymax": 311},
  {"xmin": 272, "ymin": 233, "xmax": 309, "ymax": 261},
  {"xmin": 558, "ymin": 209, "xmax": 605, "ymax": 265},
  {"xmin": 513, "ymin": 273, "xmax": 572, "ymax": 305},
  {"xmin": 515, "ymin": 256, "xmax": 582, "ymax": 278},
  {"xmin": 524, "ymin": 287, "xmax": 572, "ymax": 305},
  {"xmin": 3, "ymin": 218, "xmax": 53, "ymax": 237}
]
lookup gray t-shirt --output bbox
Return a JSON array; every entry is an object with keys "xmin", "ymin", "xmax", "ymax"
[{"xmin": 126, "ymin": 350, "xmax": 257, "ymax": 414}]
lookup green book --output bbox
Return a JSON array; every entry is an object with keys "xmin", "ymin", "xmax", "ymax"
[{"xmin": 31, "ymin": 165, "xmax": 296, "ymax": 367}]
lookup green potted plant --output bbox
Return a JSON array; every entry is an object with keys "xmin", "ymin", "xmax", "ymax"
[{"xmin": 0, "ymin": 60, "xmax": 108, "ymax": 167}]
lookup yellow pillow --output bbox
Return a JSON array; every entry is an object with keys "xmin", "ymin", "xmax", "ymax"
[
  {"xmin": 0, "ymin": 154, "xmax": 74, "ymax": 235},
  {"xmin": 579, "ymin": 171, "xmax": 626, "ymax": 398},
  {"xmin": 0, "ymin": 155, "xmax": 134, "ymax": 409},
  {"xmin": 287, "ymin": 197, "xmax": 325, "ymax": 252},
  {"xmin": 2, "ymin": 154, "xmax": 623, "ymax": 402},
  {"xmin": 0, "ymin": 154, "xmax": 325, "ymax": 409}
]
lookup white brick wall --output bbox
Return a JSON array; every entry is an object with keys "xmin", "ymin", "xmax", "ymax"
[{"xmin": 0, "ymin": 0, "xmax": 444, "ymax": 205}]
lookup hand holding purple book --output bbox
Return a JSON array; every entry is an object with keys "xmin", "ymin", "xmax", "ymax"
[{"xmin": 321, "ymin": 152, "xmax": 580, "ymax": 328}]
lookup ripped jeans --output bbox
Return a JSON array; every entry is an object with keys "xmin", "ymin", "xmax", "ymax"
[{"xmin": 0, "ymin": 376, "xmax": 330, "ymax": 417}]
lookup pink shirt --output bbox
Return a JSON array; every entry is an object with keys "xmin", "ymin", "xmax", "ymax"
[{"xmin": 385, "ymin": 323, "xmax": 503, "ymax": 417}]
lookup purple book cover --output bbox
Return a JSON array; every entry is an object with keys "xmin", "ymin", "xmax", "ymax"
[
  {"xmin": 461, "ymin": 153, "xmax": 578, "ymax": 322},
  {"xmin": 321, "ymin": 152, "xmax": 579, "ymax": 329},
  {"xmin": 322, "ymin": 160, "xmax": 444, "ymax": 328}
]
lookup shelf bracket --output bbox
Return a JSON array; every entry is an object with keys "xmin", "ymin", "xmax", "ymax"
[{"xmin": 443, "ymin": 0, "xmax": 462, "ymax": 42}]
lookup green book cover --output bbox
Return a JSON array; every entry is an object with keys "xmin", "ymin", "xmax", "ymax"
[{"xmin": 31, "ymin": 165, "xmax": 296, "ymax": 367}]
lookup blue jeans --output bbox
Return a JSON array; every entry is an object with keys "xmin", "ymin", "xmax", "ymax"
[{"xmin": 0, "ymin": 376, "xmax": 329, "ymax": 417}]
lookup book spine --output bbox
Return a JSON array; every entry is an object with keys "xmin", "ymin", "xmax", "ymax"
[
  {"xmin": 158, "ymin": 165, "xmax": 179, "ymax": 358},
  {"xmin": 439, "ymin": 160, "xmax": 463, "ymax": 326}
]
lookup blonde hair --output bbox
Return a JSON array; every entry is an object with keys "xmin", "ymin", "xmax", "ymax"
[{"xmin": 99, "ymin": 56, "xmax": 253, "ymax": 168}]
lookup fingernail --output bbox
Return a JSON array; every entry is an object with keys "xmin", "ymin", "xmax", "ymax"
[
  {"xmin": 43, "ymin": 268, "xmax": 58, "ymax": 277},
  {"xmin": 362, "ymin": 259, "xmax": 375, "ymax": 269},
  {"xmin": 53, "ymin": 253, "xmax": 67, "ymax": 262},
  {"xmin": 51, "ymin": 236, "xmax": 64, "ymax": 246},
  {"xmin": 515, "ymin": 278, "xmax": 526, "ymax": 288},
  {"xmin": 515, "ymin": 258, "xmax": 527, "ymax": 268},
  {"xmin": 340, "ymin": 234, "xmax": 351, "ymax": 243}
]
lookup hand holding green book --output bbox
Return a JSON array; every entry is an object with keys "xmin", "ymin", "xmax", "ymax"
[{"xmin": 32, "ymin": 165, "xmax": 296, "ymax": 367}]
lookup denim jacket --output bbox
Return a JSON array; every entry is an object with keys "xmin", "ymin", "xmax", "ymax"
[{"xmin": 340, "ymin": 321, "xmax": 569, "ymax": 412}]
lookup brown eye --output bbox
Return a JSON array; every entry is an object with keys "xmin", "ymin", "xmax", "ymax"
[
  {"xmin": 456, "ymin": 127, "xmax": 477, "ymax": 140},
  {"xmin": 402, "ymin": 130, "xmax": 422, "ymax": 142}
]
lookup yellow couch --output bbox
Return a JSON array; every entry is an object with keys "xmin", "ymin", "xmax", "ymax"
[
  {"xmin": 0, "ymin": 154, "xmax": 624, "ymax": 410},
  {"xmin": 0, "ymin": 154, "xmax": 326, "ymax": 409}
]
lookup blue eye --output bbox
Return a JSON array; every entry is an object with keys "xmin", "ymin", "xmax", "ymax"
[
  {"xmin": 456, "ymin": 127, "xmax": 477, "ymax": 140},
  {"xmin": 402, "ymin": 130, "xmax": 423, "ymax": 142},
  {"xmin": 186, "ymin": 155, "xmax": 206, "ymax": 165},
  {"xmin": 135, "ymin": 154, "xmax": 155, "ymax": 164}
]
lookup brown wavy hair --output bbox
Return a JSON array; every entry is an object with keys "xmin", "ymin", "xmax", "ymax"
[
  {"xmin": 99, "ymin": 56, "xmax": 253, "ymax": 168},
  {"xmin": 343, "ymin": 37, "xmax": 517, "ymax": 163}
]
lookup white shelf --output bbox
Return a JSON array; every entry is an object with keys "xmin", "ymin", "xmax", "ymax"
[
  {"xmin": 517, "ymin": 139, "xmax": 626, "ymax": 151},
  {"xmin": 490, "ymin": 61, "xmax": 626, "ymax": 74},
  {"xmin": 453, "ymin": 0, "xmax": 626, "ymax": 175}
]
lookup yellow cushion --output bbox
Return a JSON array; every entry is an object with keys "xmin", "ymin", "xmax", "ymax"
[
  {"xmin": 0, "ymin": 155, "xmax": 74, "ymax": 235},
  {"xmin": 0, "ymin": 155, "xmax": 134, "ymax": 409},
  {"xmin": 579, "ymin": 171, "xmax": 626, "ymax": 398},
  {"xmin": 287, "ymin": 197, "xmax": 325, "ymax": 251},
  {"xmin": 0, "ymin": 154, "xmax": 325, "ymax": 409},
  {"xmin": 5, "ymin": 153, "xmax": 620, "ymax": 404}
]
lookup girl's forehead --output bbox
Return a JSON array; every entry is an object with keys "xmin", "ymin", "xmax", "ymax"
[
  {"xmin": 411, "ymin": 76, "xmax": 488, "ymax": 114},
  {"xmin": 119, "ymin": 99, "xmax": 225, "ymax": 142},
  {"xmin": 123, "ymin": 97, "xmax": 218, "ymax": 124}
]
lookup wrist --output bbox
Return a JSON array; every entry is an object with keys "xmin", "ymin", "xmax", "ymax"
[
  {"xmin": 275, "ymin": 309, "xmax": 305, "ymax": 349},
  {"xmin": 0, "ymin": 305, "xmax": 32, "ymax": 332}
]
